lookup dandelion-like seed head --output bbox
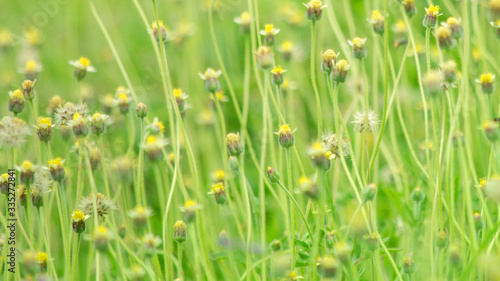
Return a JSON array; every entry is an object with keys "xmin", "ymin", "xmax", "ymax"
[{"xmin": 351, "ymin": 110, "xmax": 381, "ymax": 133}]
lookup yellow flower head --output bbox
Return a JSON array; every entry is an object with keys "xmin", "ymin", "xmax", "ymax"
[
  {"xmin": 48, "ymin": 158, "xmax": 63, "ymax": 167},
  {"xmin": 279, "ymin": 124, "xmax": 292, "ymax": 134},
  {"xmin": 79, "ymin": 57, "xmax": 91, "ymax": 68},
  {"xmin": 173, "ymin": 88, "xmax": 183, "ymax": 98},
  {"xmin": 11, "ymin": 89, "xmax": 23, "ymax": 99},
  {"xmin": 117, "ymin": 93, "xmax": 129, "ymax": 103},
  {"xmin": 72, "ymin": 210, "xmax": 86, "ymax": 222},
  {"xmin": 36, "ymin": 252, "xmax": 48, "ymax": 263},
  {"xmin": 271, "ymin": 66, "xmax": 285, "ymax": 75},
  {"xmin": 480, "ymin": 178, "xmax": 487, "ymax": 188},
  {"xmin": 1, "ymin": 174, "xmax": 8, "ymax": 183},
  {"xmin": 214, "ymin": 170, "xmax": 224, "ymax": 182},
  {"xmin": 264, "ymin": 24, "xmax": 274, "ymax": 34},
  {"xmin": 306, "ymin": 0, "xmax": 323, "ymax": 9},
  {"xmin": 25, "ymin": 60, "xmax": 38, "ymax": 73},
  {"xmin": 299, "ymin": 176, "xmax": 312, "ymax": 186},
  {"xmin": 336, "ymin": 59, "xmax": 350, "ymax": 71},
  {"xmin": 146, "ymin": 135, "xmax": 158, "ymax": 145},
  {"xmin": 184, "ymin": 200, "xmax": 197, "ymax": 210},
  {"xmin": 21, "ymin": 160, "xmax": 34, "ymax": 172},
  {"xmin": 426, "ymin": 5, "xmax": 440, "ymax": 16},
  {"xmin": 0, "ymin": 29, "xmax": 12, "ymax": 46},
  {"xmin": 446, "ymin": 17, "xmax": 458, "ymax": 26},
  {"xmin": 25, "ymin": 28, "xmax": 40, "ymax": 46},
  {"xmin": 322, "ymin": 49, "xmax": 339, "ymax": 61},
  {"xmin": 281, "ymin": 41, "xmax": 293, "ymax": 52},
  {"xmin": 37, "ymin": 117, "xmax": 51, "ymax": 127},
  {"xmin": 132, "ymin": 205, "xmax": 147, "ymax": 215},
  {"xmin": 211, "ymin": 182, "xmax": 224, "ymax": 194},
  {"xmin": 151, "ymin": 20, "xmax": 164, "ymax": 29},
  {"xmin": 350, "ymin": 37, "xmax": 366, "ymax": 48},
  {"xmin": 480, "ymin": 73, "xmax": 495, "ymax": 84},
  {"xmin": 371, "ymin": 10, "xmax": 383, "ymax": 21},
  {"xmin": 73, "ymin": 112, "xmax": 82, "ymax": 122},
  {"xmin": 394, "ymin": 20, "xmax": 406, "ymax": 33}
]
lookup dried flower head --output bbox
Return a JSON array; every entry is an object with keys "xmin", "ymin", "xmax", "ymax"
[
  {"xmin": 0, "ymin": 116, "xmax": 31, "ymax": 148},
  {"xmin": 30, "ymin": 169, "xmax": 52, "ymax": 207},
  {"xmin": 78, "ymin": 193, "xmax": 117, "ymax": 218},
  {"xmin": 351, "ymin": 110, "xmax": 381, "ymax": 133}
]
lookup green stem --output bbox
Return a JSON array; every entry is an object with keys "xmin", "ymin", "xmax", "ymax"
[{"xmin": 310, "ymin": 21, "xmax": 322, "ymax": 140}]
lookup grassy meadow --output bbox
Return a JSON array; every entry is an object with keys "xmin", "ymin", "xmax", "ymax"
[{"xmin": 1, "ymin": 0, "xmax": 500, "ymax": 280}]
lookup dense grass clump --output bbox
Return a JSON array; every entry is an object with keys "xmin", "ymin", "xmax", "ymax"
[{"xmin": 2, "ymin": 0, "xmax": 500, "ymax": 280}]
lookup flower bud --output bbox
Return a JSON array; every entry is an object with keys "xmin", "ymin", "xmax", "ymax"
[
  {"xmin": 136, "ymin": 102, "xmax": 148, "ymax": 119},
  {"xmin": 477, "ymin": 73, "xmax": 495, "ymax": 94},
  {"xmin": 474, "ymin": 212, "xmax": 483, "ymax": 230},
  {"xmin": 20, "ymin": 160, "xmax": 35, "ymax": 185},
  {"xmin": 0, "ymin": 174, "xmax": 9, "ymax": 195},
  {"xmin": 266, "ymin": 167, "xmax": 281, "ymax": 183},
  {"xmin": 36, "ymin": 117, "xmax": 53, "ymax": 142},
  {"xmin": 228, "ymin": 156, "xmax": 240, "ymax": 173},
  {"xmin": 271, "ymin": 66, "xmax": 286, "ymax": 86},
  {"xmin": 331, "ymin": 59, "xmax": 350, "ymax": 83},
  {"xmin": 173, "ymin": 89, "xmax": 188, "ymax": 112},
  {"xmin": 181, "ymin": 200, "xmax": 199, "ymax": 224},
  {"xmin": 90, "ymin": 112, "xmax": 107, "ymax": 136},
  {"xmin": 321, "ymin": 49, "xmax": 339, "ymax": 73},
  {"xmin": 423, "ymin": 71, "xmax": 443, "ymax": 97},
  {"xmin": 199, "ymin": 68, "xmax": 222, "ymax": 94},
  {"xmin": 423, "ymin": 5, "xmax": 441, "ymax": 28},
  {"xmin": 72, "ymin": 210, "xmax": 88, "ymax": 234},
  {"xmin": 442, "ymin": 60, "xmax": 457, "ymax": 83},
  {"xmin": 116, "ymin": 93, "xmax": 131, "ymax": 115},
  {"xmin": 94, "ymin": 226, "xmax": 114, "ymax": 251},
  {"xmin": 21, "ymin": 79, "xmax": 36, "ymax": 101},
  {"xmin": 152, "ymin": 20, "xmax": 167, "ymax": 43},
  {"xmin": 127, "ymin": 205, "xmax": 153, "ymax": 228},
  {"xmin": 363, "ymin": 232, "xmax": 379, "ymax": 251},
  {"xmin": 362, "ymin": 183, "xmax": 377, "ymax": 201},
  {"xmin": 277, "ymin": 124, "xmax": 295, "ymax": 148},
  {"xmin": 319, "ymin": 255, "xmax": 339, "ymax": 278},
  {"xmin": 402, "ymin": 0, "xmax": 416, "ymax": 17},
  {"xmin": 368, "ymin": 10, "xmax": 385, "ymax": 35},
  {"xmin": 209, "ymin": 182, "xmax": 227, "ymax": 205},
  {"xmin": 325, "ymin": 230, "xmax": 336, "ymax": 249},
  {"xmin": 36, "ymin": 252, "xmax": 48, "ymax": 273},
  {"xmin": 348, "ymin": 37, "xmax": 367, "ymax": 60},
  {"xmin": 71, "ymin": 112, "xmax": 89, "ymax": 138},
  {"xmin": 218, "ymin": 229, "xmax": 229, "ymax": 247},
  {"xmin": 8, "ymin": 89, "xmax": 25, "ymax": 114},
  {"xmin": 445, "ymin": 17, "xmax": 463, "ymax": 39},
  {"xmin": 410, "ymin": 187, "xmax": 425, "ymax": 203},
  {"xmin": 279, "ymin": 41, "xmax": 293, "ymax": 62},
  {"xmin": 70, "ymin": 57, "xmax": 96, "ymax": 81},
  {"xmin": 436, "ymin": 26, "xmax": 454, "ymax": 50},
  {"xmin": 234, "ymin": 12, "xmax": 251, "ymax": 34},
  {"xmin": 435, "ymin": 229, "xmax": 448, "ymax": 249},
  {"xmin": 483, "ymin": 120, "xmax": 499, "ymax": 142},
  {"xmin": 254, "ymin": 46, "xmax": 274, "ymax": 70},
  {"xmin": 226, "ymin": 133, "xmax": 243, "ymax": 156},
  {"xmin": 270, "ymin": 239, "xmax": 282, "ymax": 252},
  {"xmin": 402, "ymin": 256, "xmax": 416, "ymax": 275},
  {"xmin": 299, "ymin": 177, "xmax": 318, "ymax": 199},
  {"xmin": 304, "ymin": 0, "xmax": 326, "ymax": 21},
  {"xmin": 309, "ymin": 142, "xmax": 332, "ymax": 171},
  {"xmin": 48, "ymin": 158, "xmax": 65, "ymax": 183},
  {"xmin": 260, "ymin": 24, "xmax": 279, "ymax": 46},
  {"xmin": 173, "ymin": 220, "xmax": 187, "ymax": 243}
]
